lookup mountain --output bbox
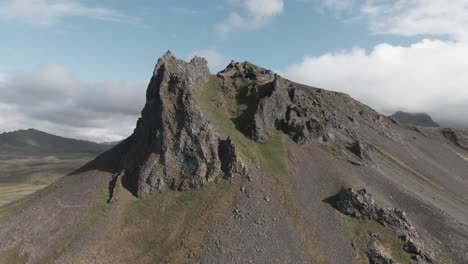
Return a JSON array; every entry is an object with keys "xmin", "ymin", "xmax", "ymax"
[
  {"xmin": 390, "ymin": 111, "xmax": 440, "ymax": 127},
  {"xmin": 0, "ymin": 129, "xmax": 112, "ymax": 207},
  {"xmin": 0, "ymin": 128, "xmax": 110, "ymax": 157},
  {"xmin": 1, "ymin": 52, "xmax": 467, "ymax": 264}
]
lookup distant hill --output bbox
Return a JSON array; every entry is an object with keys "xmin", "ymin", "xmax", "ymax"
[
  {"xmin": 0, "ymin": 129, "xmax": 110, "ymax": 156},
  {"xmin": 390, "ymin": 111, "xmax": 440, "ymax": 127},
  {"xmin": 0, "ymin": 129, "xmax": 113, "ymax": 206}
]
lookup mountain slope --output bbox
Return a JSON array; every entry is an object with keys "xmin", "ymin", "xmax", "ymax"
[
  {"xmin": 390, "ymin": 111, "xmax": 440, "ymax": 127},
  {"xmin": 0, "ymin": 129, "xmax": 109, "ymax": 157},
  {"xmin": 0, "ymin": 52, "xmax": 467, "ymax": 264}
]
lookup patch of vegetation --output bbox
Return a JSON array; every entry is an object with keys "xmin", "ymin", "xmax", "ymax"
[
  {"xmin": 122, "ymin": 180, "xmax": 239, "ymax": 263},
  {"xmin": 0, "ymin": 246, "xmax": 28, "ymax": 264},
  {"xmin": 197, "ymin": 76, "xmax": 260, "ymax": 165},
  {"xmin": 0, "ymin": 183, "xmax": 47, "ymax": 207},
  {"xmin": 198, "ymin": 76, "xmax": 293, "ymax": 212},
  {"xmin": 0, "ymin": 153, "xmax": 96, "ymax": 209},
  {"xmin": 39, "ymin": 188, "xmax": 109, "ymax": 264},
  {"xmin": 197, "ymin": 75, "xmax": 328, "ymax": 263},
  {"xmin": 345, "ymin": 217, "xmax": 415, "ymax": 264}
]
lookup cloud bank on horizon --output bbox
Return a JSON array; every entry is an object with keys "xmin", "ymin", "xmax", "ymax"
[
  {"xmin": 0, "ymin": 65, "xmax": 145, "ymax": 142},
  {"xmin": 0, "ymin": 0, "xmax": 467, "ymax": 142}
]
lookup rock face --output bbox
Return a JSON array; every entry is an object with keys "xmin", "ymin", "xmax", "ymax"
[
  {"xmin": 115, "ymin": 57, "xmax": 380, "ymax": 197},
  {"xmin": 112, "ymin": 55, "xmax": 372, "ymax": 197},
  {"xmin": 367, "ymin": 233, "xmax": 395, "ymax": 264},
  {"xmin": 118, "ymin": 51, "xmax": 245, "ymax": 197},
  {"xmin": 329, "ymin": 188, "xmax": 437, "ymax": 264},
  {"xmin": 331, "ymin": 188, "xmax": 413, "ymax": 231},
  {"xmin": 350, "ymin": 140, "xmax": 373, "ymax": 163},
  {"xmin": 441, "ymin": 128, "xmax": 468, "ymax": 151},
  {"xmin": 219, "ymin": 61, "xmax": 340, "ymax": 144}
]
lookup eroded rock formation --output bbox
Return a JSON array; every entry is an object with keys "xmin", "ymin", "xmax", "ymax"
[
  {"xmin": 329, "ymin": 188, "xmax": 437, "ymax": 264},
  {"xmin": 218, "ymin": 61, "xmax": 345, "ymax": 144},
  {"xmin": 118, "ymin": 52, "xmax": 246, "ymax": 197}
]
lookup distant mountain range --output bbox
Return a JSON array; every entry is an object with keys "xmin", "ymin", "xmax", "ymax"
[
  {"xmin": 0, "ymin": 129, "xmax": 114, "ymax": 207},
  {"xmin": 390, "ymin": 111, "xmax": 440, "ymax": 127},
  {"xmin": 0, "ymin": 128, "xmax": 110, "ymax": 156}
]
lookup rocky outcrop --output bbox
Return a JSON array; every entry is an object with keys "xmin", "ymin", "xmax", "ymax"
[
  {"xmin": 349, "ymin": 140, "xmax": 373, "ymax": 165},
  {"xmin": 329, "ymin": 188, "xmax": 437, "ymax": 264},
  {"xmin": 367, "ymin": 233, "xmax": 395, "ymax": 264},
  {"xmin": 218, "ymin": 137, "xmax": 247, "ymax": 178},
  {"xmin": 331, "ymin": 188, "xmax": 413, "ymax": 231},
  {"xmin": 118, "ymin": 52, "xmax": 246, "ymax": 197},
  {"xmin": 441, "ymin": 128, "xmax": 468, "ymax": 151},
  {"xmin": 218, "ymin": 61, "xmax": 340, "ymax": 144}
]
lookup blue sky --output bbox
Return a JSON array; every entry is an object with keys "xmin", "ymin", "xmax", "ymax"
[
  {"xmin": 0, "ymin": 0, "xmax": 420, "ymax": 81},
  {"xmin": 0, "ymin": 0, "xmax": 467, "ymax": 141}
]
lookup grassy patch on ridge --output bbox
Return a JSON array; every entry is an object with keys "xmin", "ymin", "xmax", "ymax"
[
  {"xmin": 197, "ymin": 75, "xmax": 328, "ymax": 263},
  {"xmin": 346, "ymin": 217, "xmax": 415, "ymax": 264},
  {"xmin": 121, "ymin": 180, "xmax": 239, "ymax": 263}
]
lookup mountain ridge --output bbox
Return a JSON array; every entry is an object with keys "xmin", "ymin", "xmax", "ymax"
[
  {"xmin": 0, "ymin": 128, "xmax": 111, "ymax": 156},
  {"xmin": 0, "ymin": 52, "xmax": 467, "ymax": 264},
  {"xmin": 390, "ymin": 111, "xmax": 440, "ymax": 128}
]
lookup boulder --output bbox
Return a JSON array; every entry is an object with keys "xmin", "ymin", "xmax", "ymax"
[{"xmin": 350, "ymin": 140, "xmax": 373, "ymax": 162}]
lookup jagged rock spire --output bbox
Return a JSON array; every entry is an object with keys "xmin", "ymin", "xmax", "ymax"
[{"xmin": 118, "ymin": 52, "xmax": 245, "ymax": 197}]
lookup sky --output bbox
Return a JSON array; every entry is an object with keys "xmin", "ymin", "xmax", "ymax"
[{"xmin": 0, "ymin": 0, "xmax": 467, "ymax": 142}]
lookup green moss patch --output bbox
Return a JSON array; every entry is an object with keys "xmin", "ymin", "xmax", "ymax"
[
  {"xmin": 346, "ymin": 217, "xmax": 415, "ymax": 264},
  {"xmin": 197, "ymin": 75, "xmax": 328, "ymax": 263},
  {"xmin": 122, "ymin": 180, "xmax": 239, "ymax": 263}
]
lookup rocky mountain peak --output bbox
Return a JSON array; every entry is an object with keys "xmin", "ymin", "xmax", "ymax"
[
  {"xmin": 390, "ymin": 111, "xmax": 440, "ymax": 128},
  {"xmin": 111, "ymin": 52, "xmax": 392, "ymax": 197},
  {"xmin": 116, "ymin": 52, "xmax": 246, "ymax": 197},
  {"xmin": 220, "ymin": 60, "xmax": 275, "ymax": 84}
]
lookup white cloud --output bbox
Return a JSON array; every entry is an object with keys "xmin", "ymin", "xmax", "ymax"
[
  {"xmin": 0, "ymin": 65, "xmax": 146, "ymax": 142},
  {"xmin": 322, "ymin": 0, "xmax": 356, "ymax": 11},
  {"xmin": 216, "ymin": 0, "xmax": 284, "ymax": 34},
  {"xmin": 245, "ymin": 0, "xmax": 284, "ymax": 18},
  {"xmin": 362, "ymin": 0, "xmax": 468, "ymax": 40},
  {"xmin": 284, "ymin": 0, "xmax": 468, "ymax": 128},
  {"xmin": 0, "ymin": 0, "xmax": 138, "ymax": 27},
  {"xmin": 189, "ymin": 49, "xmax": 230, "ymax": 72},
  {"xmin": 283, "ymin": 39, "xmax": 468, "ymax": 127}
]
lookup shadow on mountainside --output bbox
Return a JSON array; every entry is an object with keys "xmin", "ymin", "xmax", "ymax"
[{"xmin": 68, "ymin": 137, "xmax": 131, "ymax": 177}]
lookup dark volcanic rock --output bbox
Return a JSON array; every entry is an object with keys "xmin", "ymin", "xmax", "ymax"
[
  {"xmin": 330, "ymin": 188, "xmax": 414, "ymax": 231},
  {"xmin": 332, "ymin": 188, "xmax": 375, "ymax": 218},
  {"xmin": 329, "ymin": 188, "xmax": 437, "ymax": 263},
  {"xmin": 441, "ymin": 128, "xmax": 468, "ymax": 151},
  {"xmin": 218, "ymin": 137, "xmax": 246, "ymax": 178},
  {"xmin": 390, "ymin": 111, "xmax": 440, "ymax": 127},
  {"xmin": 219, "ymin": 62, "xmax": 339, "ymax": 144},
  {"xmin": 118, "ymin": 51, "xmax": 246, "ymax": 197}
]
